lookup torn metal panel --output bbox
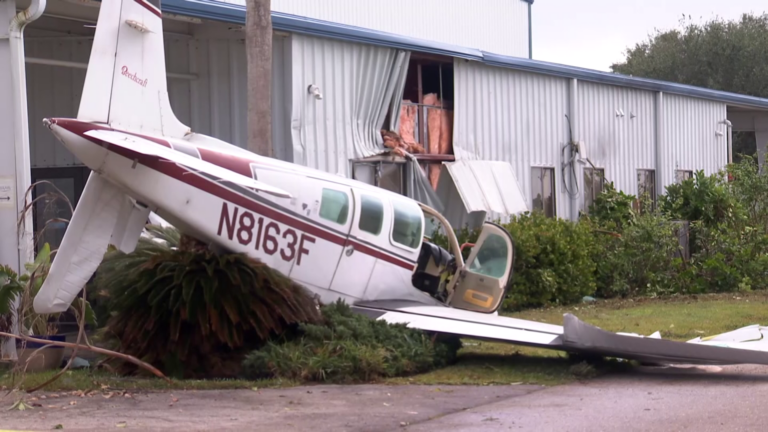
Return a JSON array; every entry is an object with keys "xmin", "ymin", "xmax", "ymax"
[
  {"xmin": 687, "ymin": 325, "xmax": 768, "ymax": 352},
  {"xmin": 446, "ymin": 160, "xmax": 528, "ymax": 215},
  {"xmin": 561, "ymin": 314, "xmax": 768, "ymax": 366}
]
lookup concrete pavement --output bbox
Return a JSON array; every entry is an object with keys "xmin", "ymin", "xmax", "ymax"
[{"xmin": 5, "ymin": 364, "xmax": 768, "ymax": 431}]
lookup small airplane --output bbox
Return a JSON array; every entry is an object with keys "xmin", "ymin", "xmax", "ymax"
[{"xmin": 31, "ymin": 0, "xmax": 768, "ymax": 367}]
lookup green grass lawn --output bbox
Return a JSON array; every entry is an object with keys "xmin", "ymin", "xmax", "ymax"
[{"xmin": 4, "ymin": 292, "xmax": 768, "ymax": 392}]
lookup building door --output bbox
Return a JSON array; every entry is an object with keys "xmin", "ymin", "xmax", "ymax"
[{"xmin": 30, "ymin": 167, "xmax": 91, "ymax": 254}]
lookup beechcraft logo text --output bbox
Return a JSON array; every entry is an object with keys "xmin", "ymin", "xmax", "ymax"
[{"xmin": 121, "ymin": 65, "xmax": 148, "ymax": 87}]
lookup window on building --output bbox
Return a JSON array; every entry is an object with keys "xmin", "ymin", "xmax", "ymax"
[
  {"xmin": 319, "ymin": 188, "xmax": 349, "ymax": 225},
  {"xmin": 531, "ymin": 167, "xmax": 556, "ymax": 218},
  {"xmin": 675, "ymin": 170, "xmax": 693, "ymax": 184},
  {"xmin": 637, "ymin": 169, "xmax": 656, "ymax": 212},
  {"xmin": 391, "ymin": 199, "xmax": 423, "ymax": 249},
  {"xmin": 583, "ymin": 168, "xmax": 605, "ymax": 213},
  {"xmin": 358, "ymin": 194, "xmax": 384, "ymax": 235}
]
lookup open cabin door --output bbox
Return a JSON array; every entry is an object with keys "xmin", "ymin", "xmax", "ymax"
[{"xmin": 448, "ymin": 222, "xmax": 514, "ymax": 313}]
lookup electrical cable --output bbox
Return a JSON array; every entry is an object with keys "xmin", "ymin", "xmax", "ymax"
[{"xmin": 562, "ymin": 114, "xmax": 580, "ymax": 199}]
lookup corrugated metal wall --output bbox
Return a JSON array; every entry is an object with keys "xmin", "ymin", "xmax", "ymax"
[
  {"xmin": 27, "ymin": 38, "xmax": 90, "ymax": 168},
  {"xmin": 288, "ymin": 34, "xmax": 408, "ymax": 176},
  {"xmin": 213, "ymin": 0, "xmax": 530, "ymax": 58},
  {"xmin": 662, "ymin": 94, "xmax": 727, "ymax": 185},
  {"xmin": 26, "ymin": 31, "xmax": 292, "ymax": 168},
  {"xmin": 453, "ymin": 59, "xmax": 571, "ymax": 219},
  {"xmin": 576, "ymin": 82, "xmax": 656, "ymax": 198}
]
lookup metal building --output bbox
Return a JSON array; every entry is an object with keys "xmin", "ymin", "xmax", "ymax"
[{"xmin": 5, "ymin": 0, "xmax": 768, "ymax": 267}]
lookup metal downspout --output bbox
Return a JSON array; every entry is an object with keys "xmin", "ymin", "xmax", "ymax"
[
  {"xmin": 722, "ymin": 119, "xmax": 733, "ymax": 165},
  {"xmin": 2, "ymin": 0, "xmax": 47, "ymax": 361},
  {"xmin": 10, "ymin": 0, "xmax": 45, "ymax": 267},
  {"xmin": 527, "ymin": 0, "xmax": 533, "ymax": 59},
  {"xmin": 568, "ymin": 78, "xmax": 579, "ymax": 221},
  {"xmin": 655, "ymin": 92, "xmax": 664, "ymax": 198}
]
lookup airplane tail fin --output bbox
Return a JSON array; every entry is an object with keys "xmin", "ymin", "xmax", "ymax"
[{"xmin": 77, "ymin": 0, "xmax": 189, "ymax": 138}]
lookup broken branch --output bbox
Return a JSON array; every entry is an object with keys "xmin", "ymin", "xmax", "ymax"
[{"xmin": 0, "ymin": 332, "xmax": 170, "ymax": 384}]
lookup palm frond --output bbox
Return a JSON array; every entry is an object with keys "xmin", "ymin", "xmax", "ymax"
[{"xmin": 92, "ymin": 226, "xmax": 321, "ymax": 379}]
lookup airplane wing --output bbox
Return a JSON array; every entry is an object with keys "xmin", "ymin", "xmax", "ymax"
[
  {"xmin": 352, "ymin": 300, "xmax": 565, "ymax": 348},
  {"xmin": 83, "ymin": 129, "xmax": 292, "ymax": 199},
  {"xmin": 353, "ymin": 300, "xmax": 768, "ymax": 366}
]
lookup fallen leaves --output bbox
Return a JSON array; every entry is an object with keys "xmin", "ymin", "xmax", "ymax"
[{"xmin": 8, "ymin": 399, "xmax": 33, "ymax": 411}]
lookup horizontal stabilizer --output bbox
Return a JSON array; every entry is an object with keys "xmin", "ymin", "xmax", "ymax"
[
  {"xmin": 83, "ymin": 130, "xmax": 292, "ymax": 199},
  {"xmin": 33, "ymin": 173, "xmax": 124, "ymax": 314}
]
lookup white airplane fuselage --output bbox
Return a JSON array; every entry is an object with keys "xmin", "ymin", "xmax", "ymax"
[
  {"xmin": 33, "ymin": 0, "xmax": 514, "ymax": 318},
  {"xmin": 46, "ymin": 117, "xmax": 443, "ymax": 308}
]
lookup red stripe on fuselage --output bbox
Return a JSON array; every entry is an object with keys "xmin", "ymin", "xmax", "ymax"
[
  {"xmin": 134, "ymin": 0, "xmax": 163, "ymax": 18},
  {"xmin": 50, "ymin": 119, "xmax": 416, "ymax": 270},
  {"xmin": 197, "ymin": 147, "xmax": 253, "ymax": 178}
]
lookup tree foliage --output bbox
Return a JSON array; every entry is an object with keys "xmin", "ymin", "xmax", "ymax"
[{"xmin": 611, "ymin": 13, "xmax": 768, "ymax": 99}]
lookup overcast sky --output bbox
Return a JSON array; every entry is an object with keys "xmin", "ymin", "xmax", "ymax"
[{"xmin": 532, "ymin": 0, "xmax": 768, "ymax": 71}]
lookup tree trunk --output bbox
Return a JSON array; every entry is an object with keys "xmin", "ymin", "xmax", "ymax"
[{"xmin": 245, "ymin": 0, "xmax": 272, "ymax": 156}]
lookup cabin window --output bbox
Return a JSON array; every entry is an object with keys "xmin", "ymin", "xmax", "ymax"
[
  {"xmin": 319, "ymin": 188, "xmax": 349, "ymax": 225},
  {"xmin": 391, "ymin": 199, "xmax": 423, "ymax": 249},
  {"xmin": 358, "ymin": 194, "xmax": 384, "ymax": 235},
  {"xmin": 468, "ymin": 233, "xmax": 510, "ymax": 279}
]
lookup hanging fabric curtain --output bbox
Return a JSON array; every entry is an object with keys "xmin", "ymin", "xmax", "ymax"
[{"xmin": 289, "ymin": 35, "xmax": 411, "ymax": 175}]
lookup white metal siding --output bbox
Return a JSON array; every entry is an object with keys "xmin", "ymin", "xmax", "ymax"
[
  {"xmin": 26, "ymin": 32, "xmax": 291, "ymax": 168},
  {"xmin": 215, "ymin": 0, "xmax": 530, "ymax": 58},
  {"xmin": 188, "ymin": 37, "xmax": 246, "ymax": 147},
  {"xmin": 576, "ymin": 82, "xmax": 656, "ymax": 198},
  {"xmin": 288, "ymin": 34, "xmax": 408, "ymax": 176},
  {"xmin": 453, "ymin": 60, "xmax": 571, "ymax": 219},
  {"xmin": 27, "ymin": 39, "xmax": 90, "ymax": 168},
  {"xmin": 662, "ymin": 94, "xmax": 727, "ymax": 186}
]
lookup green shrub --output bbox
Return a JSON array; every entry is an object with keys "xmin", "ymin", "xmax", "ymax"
[
  {"xmin": 592, "ymin": 212, "xmax": 685, "ymax": 298},
  {"xmin": 685, "ymin": 221, "xmax": 768, "ymax": 293},
  {"xmin": 92, "ymin": 226, "xmax": 322, "ymax": 379},
  {"xmin": 0, "ymin": 265, "xmax": 23, "ymax": 336},
  {"xmin": 727, "ymin": 155, "xmax": 768, "ymax": 226},
  {"xmin": 242, "ymin": 300, "xmax": 462, "ymax": 383},
  {"xmin": 584, "ymin": 182, "xmax": 637, "ymax": 231},
  {"xmin": 660, "ymin": 170, "xmax": 739, "ymax": 227},
  {"xmin": 502, "ymin": 212, "xmax": 597, "ymax": 310}
]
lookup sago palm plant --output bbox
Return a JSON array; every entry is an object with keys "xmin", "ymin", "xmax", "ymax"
[{"xmin": 92, "ymin": 225, "xmax": 322, "ymax": 379}]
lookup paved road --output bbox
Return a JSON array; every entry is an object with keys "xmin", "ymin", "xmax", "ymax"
[{"xmin": 5, "ymin": 364, "xmax": 768, "ymax": 431}]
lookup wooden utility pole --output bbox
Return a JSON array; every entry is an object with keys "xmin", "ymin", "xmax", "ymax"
[{"xmin": 245, "ymin": 0, "xmax": 273, "ymax": 156}]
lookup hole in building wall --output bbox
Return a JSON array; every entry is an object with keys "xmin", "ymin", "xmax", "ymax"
[
  {"xmin": 399, "ymin": 54, "xmax": 455, "ymax": 190},
  {"xmin": 366, "ymin": 54, "xmax": 457, "ymax": 195}
]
